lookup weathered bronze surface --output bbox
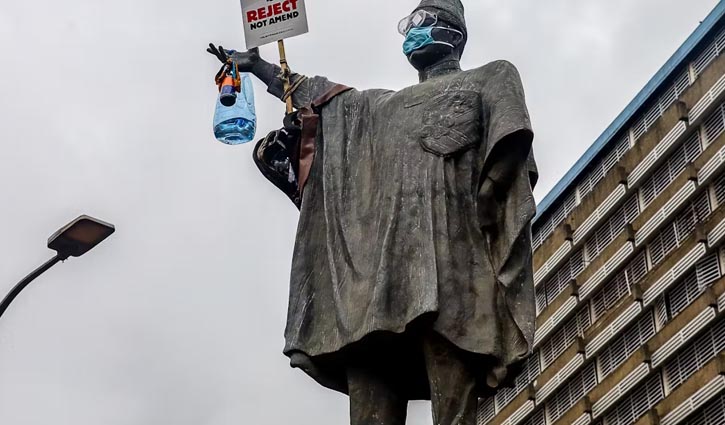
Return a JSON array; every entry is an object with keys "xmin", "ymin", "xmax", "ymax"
[{"xmin": 229, "ymin": 1, "xmax": 538, "ymax": 423}]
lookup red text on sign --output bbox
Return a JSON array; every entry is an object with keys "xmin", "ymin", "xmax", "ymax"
[{"xmin": 247, "ymin": 0, "xmax": 300, "ymax": 23}]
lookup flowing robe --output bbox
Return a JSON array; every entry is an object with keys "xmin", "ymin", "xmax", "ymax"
[{"xmin": 266, "ymin": 60, "xmax": 538, "ymax": 399}]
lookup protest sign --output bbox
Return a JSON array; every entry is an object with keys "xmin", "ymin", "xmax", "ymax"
[{"xmin": 241, "ymin": 0, "xmax": 309, "ymax": 49}]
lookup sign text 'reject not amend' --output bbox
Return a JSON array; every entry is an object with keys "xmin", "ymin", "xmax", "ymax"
[
  {"xmin": 241, "ymin": 0, "xmax": 308, "ymax": 49},
  {"xmin": 247, "ymin": 0, "xmax": 300, "ymax": 23}
]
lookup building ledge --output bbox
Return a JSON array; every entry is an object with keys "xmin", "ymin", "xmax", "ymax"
[
  {"xmin": 593, "ymin": 362, "xmax": 651, "ymax": 418},
  {"xmin": 533, "ymin": 51, "xmax": 725, "ymax": 268},
  {"xmin": 633, "ymin": 356, "xmax": 725, "ymax": 425},
  {"xmin": 552, "ymin": 396, "xmax": 593, "ymax": 425},
  {"xmin": 537, "ymin": 338, "xmax": 585, "ymax": 387},
  {"xmin": 534, "ymin": 105, "xmax": 725, "ymax": 327},
  {"xmin": 640, "ymin": 206, "xmax": 725, "ymax": 301},
  {"xmin": 648, "ymin": 278, "xmax": 724, "ymax": 367},
  {"xmin": 590, "ymin": 348, "xmax": 652, "ymax": 405},
  {"xmin": 490, "ymin": 399, "xmax": 536, "ymax": 425},
  {"xmin": 535, "ymin": 280, "xmax": 579, "ymax": 331},
  {"xmin": 487, "ymin": 385, "xmax": 536, "ymax": 425},
  {"xmin": 528, "ymin": 206, "xmax": 725, "ymax": 423},
  {"xmin": 584, "ymin": 281, "xmax": 724, "ymax": 417}
]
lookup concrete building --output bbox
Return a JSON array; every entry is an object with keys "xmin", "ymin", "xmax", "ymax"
[{"xmin": 478, "ymin": 3, "xmax": 725, "ymax": 425}]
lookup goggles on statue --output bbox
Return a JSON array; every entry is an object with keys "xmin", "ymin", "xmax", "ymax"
[{"xmin": 398, "ymin": 10, "xmax": 438, "ymax": 35}]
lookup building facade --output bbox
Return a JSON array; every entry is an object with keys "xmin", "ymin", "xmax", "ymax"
[{"xmin": 478, "ymin": 3, "xmax": 725, "ymax": 425}]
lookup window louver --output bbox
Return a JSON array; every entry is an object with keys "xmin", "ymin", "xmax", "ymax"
[
  {"xmin": 540, "ymin": 306, "xmax": 591, "ymax": 370},
  {"xmin": 494, "ymin": 354, "xmax": 540, "ymax": 412},
  {"xmin": 536, "ymin": 250, "xmax": 585, "ymax": 312},
  {"xmin": 713, "ymin": 171, "xmax": 725, "ymax": 206},
  {"xmin": 681, "ymin": 392, "xmax": 725, "ymax": 425},
  {"xmin": 591, "ymin": 251, "xmax": 648, "ymax": 321},
  {"xmin": 692, "ymin": 29, "xmax": 725, "ymax": 77},
  {"xmin": 546, "ymin": 362, "xmax": 597, "ymax": 423},
  {"xmin": 648, "ymin": 191, "xmax": 711, "ymax": 267},
  {"xmin": 520, "ymin": 409, "xmax": 546, "ymax": 425},
  {"xmin": 477, "ymin": 397, "xmax": 495, "ymax": 425},
  {"xmin": 603, "ymin": 373, "xmax": 664, "ymax": 425},
  {"xmin": 639, "ymin": 132, "xmax": 702, "ymax": 208},
  {"xmin": 584, "ymin": 195, "xmax": 640, "ymax": 262},
  {"xmin": 597, "ymin": 311, "xmax": 656, "ymax": 378},
  {"xmin": 666, "ymin": 252, "xmax": 721, "ymax": 318},
  {"xmin": 663, "ymin": 318, "xmax": 725, "ymax": 392},
  {"xmin": 704, "ymin": 103, "xmax": 725, "ymax": 146}
]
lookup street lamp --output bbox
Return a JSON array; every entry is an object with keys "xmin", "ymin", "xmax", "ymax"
[{"xmin": 0, "ymin": 215, "xmax": 115, "ymax": 320}]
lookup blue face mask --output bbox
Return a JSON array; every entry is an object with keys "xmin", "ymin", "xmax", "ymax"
[{"xmin": 402, "ymin": 26, "xmax": 461, "ymax": 56}]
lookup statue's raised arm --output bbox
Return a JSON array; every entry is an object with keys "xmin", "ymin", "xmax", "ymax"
[{"xmin": 206, "ymin": 43, "xmax": 339, "ymax": 109}]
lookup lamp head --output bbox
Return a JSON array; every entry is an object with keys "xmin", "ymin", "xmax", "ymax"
[{"xmin": 47, "ymin": 215, "xmax": 115, "ymax": 259}]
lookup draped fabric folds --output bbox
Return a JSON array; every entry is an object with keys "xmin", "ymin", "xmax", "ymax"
[{"xmin": 266, "ymin": 60, "xmax": 538, "ymax": 399}]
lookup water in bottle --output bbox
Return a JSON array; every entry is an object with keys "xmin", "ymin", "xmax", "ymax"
[{"xmin": 213, "ymin": 72, "xmax": 256, "ymax": 145}]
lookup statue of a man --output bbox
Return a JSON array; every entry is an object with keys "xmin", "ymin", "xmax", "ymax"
[{"xmin": 210, "ymin": 1, "xmax": 538, "ymax": 423}]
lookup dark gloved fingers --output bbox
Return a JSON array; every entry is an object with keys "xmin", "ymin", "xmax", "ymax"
[{"xmin": 206, "ymin": 43, "xmax": 229, "ymax": 63}]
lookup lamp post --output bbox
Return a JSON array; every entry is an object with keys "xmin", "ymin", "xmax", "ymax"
[{"xmin": 0, "ymin": 215, "xmax": 115, "ymax": 320}]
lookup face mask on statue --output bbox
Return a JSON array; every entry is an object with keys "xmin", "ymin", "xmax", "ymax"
[{"xmin": 402, "ymin": 26, "xmax": 463, "ymax": 56}]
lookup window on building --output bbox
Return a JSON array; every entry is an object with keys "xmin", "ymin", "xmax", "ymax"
[
  {"xmin": 713, "ymin": 170, "xmax": 725, "ymax": 207},
  {"xmin": 521, "ymin": 409, "xmax": 546, "ymax": 425},
  {"xmin": 639, "ymin": 132, "xmax": 702, "ymax": 208},
  {"xmin": 540, "ymin": 306, "xmax": 591, "ymax": 370},
  {"xmin": 681, "ymin": 392, "xmax": 725, "ymax": 425},
  {"xmin": 584, "ymin": 195, "xmax": 640, "ymax": 262},
  {"xmin": 477, "ymin": 397, "xmax": 495, "ymax": 425},
  {"xmin": 648, "ymin": 218, "xmax": 678, "ymax": 270},
  {"xmin": 648, "ymin": 191, "xmax": 711, "ymax": 267},
  {"xmin": 597, "ymin": 311, "xmax": 656, "ymax": 378},
  {"xmin": 546, "ymin": 362, "xmax": 597, "ymax": 423},
  {"xmin": 693, "ymin": 42, "xmax": 718, "ymax": 77},
  {"xmin": 591, "ymin": 251, "xmax": 648, "ymax": 322},
  {"xmin": 663, "ymin": 318, "xmax": 725, "ymax": 393},
  {"xmin": 675, "ymin": 69, "xmax": 692, "ymax": 98},
  {"xmin": 577, "ymin": 136, "xmax": 632, "ymax": 204},
  {"xmin": 703, "ymin": 103, "xmax": 725, "ymax": 147},
  {"xmin": 533, "ymin": 219, "xmax": 552, "ymax": 251},
  {"xmin": 654, "ymin": 296, "xmax": 671, "ymax": 330},
  {"xmin": 494, "ymin": 353, "xmax": 540, "ymax": 412},
  {"xmin": 631, "ymin": 66, "xmax": 693, "ymax": 143},
  {"xmin": 536, "ymin": 250, "xmax": 585, "ymax": 313},
  {"xmin": 665, "ymin": 252, "xmax": 721, "ymax": 319},
  {"xmin": 676, "ymin": 190, "xmax": 712, "ymax": 236},
  {"xmin": 632, "ymin": 118, "xmax": 648, "ymax": 142},
  {"xmin": 661, "ymin": 68, "xmax": 691, "ymax": 110},
  {"xmin": 603, "ymin": 373, "xmax": 664, "ymax": 425},
  {"xmin": 533, "ymin": 192, "xmax": 578, "ymax": 252},
  {"xmin": 692, "ymin": 28, "xmax": 725, "ymax": 77}
]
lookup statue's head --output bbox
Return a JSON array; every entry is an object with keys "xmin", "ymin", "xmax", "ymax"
[{"xmin": 400, "ymin": 0, "xmax": 467, "ymax": 71}]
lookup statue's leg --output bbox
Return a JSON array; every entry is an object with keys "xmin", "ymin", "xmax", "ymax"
[
  {"xmin": 347, "ymin": 365, "xmax": 408, "ymax": 425},
  {"xmin": 422, "ymin": 332, "xmax": 478, "ymax": 425}
]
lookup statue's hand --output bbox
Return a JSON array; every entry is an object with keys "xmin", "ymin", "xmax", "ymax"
[{"xmin": 206, "ymin": 43, "xmax": 260, "ymax": 73}]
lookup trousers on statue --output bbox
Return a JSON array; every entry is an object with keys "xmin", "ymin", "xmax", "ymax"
[{"xmin": 347, "ymin": 331, "xmax": 479, "ymax": 425}]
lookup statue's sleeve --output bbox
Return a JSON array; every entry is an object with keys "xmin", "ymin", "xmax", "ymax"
[
  {"xmin": 266, "ymin": 65, "xmax": 340, "ymax": 109},
  {"xmin": 481, "ymin": 61, "xmax": 535, "ymax": 180},
  {"xmin": 479, "ymin": 60, "xmax": 539, "ymax": 347}
]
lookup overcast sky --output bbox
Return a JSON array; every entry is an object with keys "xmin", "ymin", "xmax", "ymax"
[{"xmin": 0, "ymin": 1, "xmax": 720, "ymax": 424}]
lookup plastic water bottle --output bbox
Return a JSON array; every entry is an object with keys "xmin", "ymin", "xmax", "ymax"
[{"xmin": 213, "ymin": 72, "xmax": 256, "ymax": 145}]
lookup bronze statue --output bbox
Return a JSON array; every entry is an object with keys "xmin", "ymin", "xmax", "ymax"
[{"xmin": 209, "ymin": 1, "xmax": 538, "ymax": 423}]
